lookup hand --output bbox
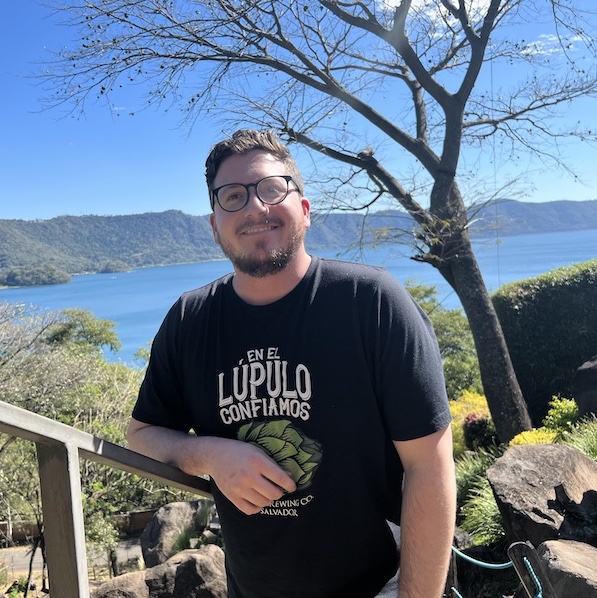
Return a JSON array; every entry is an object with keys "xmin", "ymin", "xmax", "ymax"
[{"xmin": 203, "ymin": 437, "xmax": 297, "ymax": 515}]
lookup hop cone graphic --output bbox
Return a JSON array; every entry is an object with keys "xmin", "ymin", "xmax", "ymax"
[{"xmin": 237, "ymin": 419, "xmax": 322, "ymax": 490}]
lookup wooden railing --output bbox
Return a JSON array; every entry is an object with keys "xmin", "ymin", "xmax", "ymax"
[{"xmin": 0, "ymin": 400, "xmax": 212, "ymax": 598}]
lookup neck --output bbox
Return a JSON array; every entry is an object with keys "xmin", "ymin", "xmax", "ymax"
[{"xmin": 232, "ymin": 250, "xmax": 312, "ymax": 305}]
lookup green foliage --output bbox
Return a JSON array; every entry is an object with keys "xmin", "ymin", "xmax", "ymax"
[
  {"xmin": 509, "ymin": 397, "xmax": 579, "ymax": 446},
  {"xmin": 492, "ymin": 259, "xmax": 597, "ymax": 425},
  {"xmin": 170, "ymin": 527, "xmax": 193, "ymax": 556},
  {"xmin": 459, "ymin": 477, "xmax": 506, "ymax": 547},
  {"xmin": 456, "ymin": 399, "xmax": 592, "ymax": 552},
  {"xmin": 450, "ymin": 391, "xmax": 493, "ymax": 458},
  {"xmin": 509, "ymin": 428, "xmax": 559, "ymax": 446},
  {"xmin": 543, "ymin": 397, "xmax": 580, "ymax": 433},
  {"xmin": 86, "ymin": 511, "xmax": 120, "ymax": 558},
  {"xmin": 455, "ymin": 447, "xmax": 503, "ymax": 509},
  {"xmin": 0, "ymin": 302, "xmax": 194, "ymax": 549},
  {"xmin": 406, "ymin": 282, "xmax": 482, "ymax": 400},
  {"xmin": 133, "ymin": 344, "xmax": 151, "ymax": 366},
  {"xmin": 43, "ymin": 308, "xmax": 121, "ymax": 354},
  {"xmin": 0, "ymin": 438, "xmax": 43, "ymax": 527},
  {"xmin": 7, "ymin": 578, "xmax": 29, "ymax": 597},
  {"xmin": 562, "ymin": 416, "xmax": 597, "ymax": 461},
  {"xmin": 1, "ymin": 264, "xmax": 71, "ymax": 287}
]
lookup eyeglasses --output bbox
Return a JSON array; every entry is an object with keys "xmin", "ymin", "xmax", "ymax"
[{"xmin": 211, "ymin": 175, "xmax": 299, "ymax": 212}]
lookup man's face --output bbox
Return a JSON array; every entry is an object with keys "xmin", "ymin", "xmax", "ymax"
[{"xmin": 209, "ymin": 151, "xmax": 311, "ymax": 278}]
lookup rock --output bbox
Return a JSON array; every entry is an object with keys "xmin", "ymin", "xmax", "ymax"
[
  {"xmin": 92, "ymin": 570, "xmax": 148, "ymax": 597},
  {"xmin": 93, "ymin": 545, "xmax": 226, "ymax": 598},
  {"xmin": 487, "ymin": 444, "xmax": 597, "ymax": 547},
  {"xmin": 573, "ymin": 355, "xmax": 597, "ymax": 416},
  {"xmin": 145, "ymin": 546, "xmax": 227, "ymax": 598},
  {"xmin": 538, "ymin": 540, "xmax": 597, "ymax": 596},
  {"xmin": 141, "ymin": 500, "xmax": 212, "ymax": 568}
]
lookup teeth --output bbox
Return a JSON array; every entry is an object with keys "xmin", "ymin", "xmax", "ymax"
[{"xmin": 243, "ymin": 225, "xmax": 274, "ymax": 234}]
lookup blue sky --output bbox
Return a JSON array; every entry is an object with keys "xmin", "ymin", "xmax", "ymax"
[{"xmin": 1, "ymin": 0, "xmax": 596, "ymax": 221}]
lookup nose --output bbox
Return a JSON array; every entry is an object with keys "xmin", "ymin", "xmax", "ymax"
[{"xmin": 244, "ymin": 185, "xmax": 269, "ymax": 214}]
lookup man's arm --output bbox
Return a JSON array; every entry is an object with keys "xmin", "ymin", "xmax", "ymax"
[
  {"xmin": 127, "ymin": 418, "xmax": 296, "ymax": 515},
  {"xmin": 394, "ymin": 425, "xmax": 456, "ymax": 598}
]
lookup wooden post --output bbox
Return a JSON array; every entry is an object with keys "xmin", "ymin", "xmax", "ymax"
[
  {"xmin": 507, "ymin": 541, "xmax": 557, "ymax": 598},
  {"xmin": 36, "ymin": 442, "xmax": 90, "ymax": 598}
]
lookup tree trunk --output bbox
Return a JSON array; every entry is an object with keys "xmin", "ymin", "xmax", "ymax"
[{"xmin": 440, "ymin": 233, "xmax": 532, "ymax": 442}]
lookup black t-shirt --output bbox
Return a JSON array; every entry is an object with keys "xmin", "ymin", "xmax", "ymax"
[{"xmin": 133, "ymin": 256, "xmax": 451, "ymax": 598}]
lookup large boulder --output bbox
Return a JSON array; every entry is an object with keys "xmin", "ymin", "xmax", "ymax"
[
  {"xmin": 93, "ymin": 545, "xmax": 226, "ymax": 598},
  {"xmin": 573, "ymin": 355, "xmax": 597, "ymax": 416},
  {"xmin": 92, "ymin": 570, "xmax": 149, "ymax": 597},
  {"xmin": 141, "ymin": 500, "xmax": 213, "ymax": 568},
  {"xmin": 145, "ymin": 546, "xmax": 227, "ymax": 598},
  {"xmin": 487, "ymin": 444, "xmax": 597, "ymax": 547},
  {"xmin": 538, "ymin": 540, "xmax": 597, "ymax": 596}
]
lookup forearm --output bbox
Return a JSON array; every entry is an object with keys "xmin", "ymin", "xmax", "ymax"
[
  {"xmin": 395, "ymin": 428, "xmax": 456, "ymax": 598},
  {"xmin": 127, "ymin": 418, "xmax": 216, "ymax": 476},
  {"xmin": 127, "ymin": 418, "xmax": 297, "ymax": 514}
]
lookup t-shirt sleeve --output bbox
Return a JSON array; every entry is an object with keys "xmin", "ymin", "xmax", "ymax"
[
  {"xmin": 132, "ymin": 298, "xmax": 193, "ymax": 432},
  {"xmin": 374, "ymin": 270, "xmax": 452, "ymax": 441}
]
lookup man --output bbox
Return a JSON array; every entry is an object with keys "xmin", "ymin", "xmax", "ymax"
[{"xmin": 128, "ymin": 129, "xmax": 456, "ymax": 597}]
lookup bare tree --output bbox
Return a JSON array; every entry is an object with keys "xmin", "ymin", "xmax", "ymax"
[{"xmin": 43, "ymin": 0, "xmax": 597, "ymax": 440}]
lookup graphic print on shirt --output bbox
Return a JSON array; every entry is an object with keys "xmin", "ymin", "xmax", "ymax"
[
  {"xmin": 238, "ymin": 419, "xmax": 322, "ymax": 491},
  {"xmin": 217, "ymin": 346, "xmax": 313, "ymax": 424},
  {"xmin": 217, "ymin": 346, "xmax": 323, "ymax": 517}
]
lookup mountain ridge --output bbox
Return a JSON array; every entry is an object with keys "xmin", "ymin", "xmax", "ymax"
[{"xmin": 1, "ymin": 199, "xmax": 595, "ymax": 280}]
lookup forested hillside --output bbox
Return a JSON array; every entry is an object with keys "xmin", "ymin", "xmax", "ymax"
[{"xmin": 0, "ymin": 200, "xmax": 595, "ymax": 285}]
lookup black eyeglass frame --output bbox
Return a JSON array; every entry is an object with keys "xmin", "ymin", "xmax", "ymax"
[{"xmin": 211, "ymin": 175, "xmax": 299, "ymax": 212}]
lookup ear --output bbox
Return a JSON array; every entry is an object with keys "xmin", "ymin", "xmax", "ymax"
[
  {"xmin": 301, "ymin": 197, "xmax": 311, "ymax": 229},
  {"xmin": 209, "ymin": 213, "xmax": 220, "ymax": 245}
]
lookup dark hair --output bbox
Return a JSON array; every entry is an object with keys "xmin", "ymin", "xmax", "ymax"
[{"xmin": 205, "ymin": 129, "xmax": 304, "ymax": 209}]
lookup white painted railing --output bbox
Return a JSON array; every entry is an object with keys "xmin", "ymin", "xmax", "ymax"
[{"xmin": 0, "ymin": 400, "xmax": 212, "ymax": 598}]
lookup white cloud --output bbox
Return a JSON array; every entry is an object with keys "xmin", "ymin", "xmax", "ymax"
[{"xmin": 383, "ymin": 0, "xmax": 492, "ymax": 21}]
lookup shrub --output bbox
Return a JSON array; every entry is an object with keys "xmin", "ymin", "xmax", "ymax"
[
  {"xmin": 450, "ymin": 391, "xmax": 493, "ymax": 458},
  {"xmin": 543, "ymin": 396, "xmax": 580, "ymax": 434},
  {"xmin": 463, "ymin": 412, "xmax": 498, "ymax": 451},
  {"xmin": 459, "ymin": 477, "xmax": 506, "ymax": 547},
  {"xmin": 455, "ymin": 447, "xmax": 503, "ymax": 508},
  {"xmin": 509, "ymin": 397, "xmax": 581, "ymax": 446},
  {"xmin": 562, "ymin": 416, "xmax": 597, "ymax": 461},
  {"xmin": 492, "ymin": 260, "xmax": 597, "ymax": 425},
  {"xmin": 509, "ymin": 428, "xmax": 558, "ymax": 446}
]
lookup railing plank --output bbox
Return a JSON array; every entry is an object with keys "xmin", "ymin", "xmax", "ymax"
[
  {"xmin": 0, "ymin": 400, "xmax": 212, "ymax": 496},
  {"xmin": 78, "ymin": 436, "xmax": 212, "ymax": 497}
]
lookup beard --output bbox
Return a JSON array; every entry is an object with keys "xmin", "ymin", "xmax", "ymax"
[{"xmin": 218, "ymin": 222, "xmax": 306, "ymax": 278}]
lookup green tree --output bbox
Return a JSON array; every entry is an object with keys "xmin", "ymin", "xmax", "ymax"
[
  {"xmin": 43, "ymin": 308, "xmax": 121, "ymax": 355},
  {"xmin": 44, "ymin": 0, "xmax": 597, "ymax": 439}
]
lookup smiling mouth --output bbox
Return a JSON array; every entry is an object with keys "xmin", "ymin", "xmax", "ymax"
[{"xmin": 241, "ymin": 224, "xmax": 277, "ymax": 235}]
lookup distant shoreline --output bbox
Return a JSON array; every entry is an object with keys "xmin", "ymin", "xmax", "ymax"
[{"xmin": 1, "ymin": 205, "xmax": 596, "ymax": 288}]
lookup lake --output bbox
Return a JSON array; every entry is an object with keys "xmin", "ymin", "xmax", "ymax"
[{"xmin": 1, "ymin": 228, "xmax": 596, "ymax": 365}]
